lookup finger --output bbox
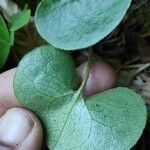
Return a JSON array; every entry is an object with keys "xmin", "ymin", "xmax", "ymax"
[
  {"xmin": 77, "ymin": 59, "xmax": 117, "ymax": 96},
  {"xmin": 0, "ymin": 108, "xmax": 43, "ymax": 150},
  {"xmin": 0, "ymin": 68, "xmax": 21, "ymax": 116}
]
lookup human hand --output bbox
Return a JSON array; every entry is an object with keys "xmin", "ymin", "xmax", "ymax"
[
  {"xmin": 0, "ymin": 60, "xmax": 115, "ymax": 150},
  {"xmin": 0, "ymin": 69, "xmax": 43, "ymax": 150}
]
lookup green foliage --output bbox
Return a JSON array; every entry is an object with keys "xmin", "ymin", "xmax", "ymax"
[
  {"xmin": 10, "ymin": 8, "xmax": 31, "ymax": 44},
  {"xmin": 0, "ymin": 6, "xmax": 31, "ymax": 68},
  {"xmin": 13, "ymin": 0, "xmax": 147, "ymax": 149},
  {"xmin": 35, "ymin": 0, "xmax": 132, "ymax": 50},
  {"xmin": 14, "ymin": 46, "xmax": 147, "ymax": 150},
  {"xmin": 10, "ymin": 8, "xmax": 31, "ymax": 32},
  {"xmin": 0, "ymin": 15, "xmax": 10, "ymax": 68}
]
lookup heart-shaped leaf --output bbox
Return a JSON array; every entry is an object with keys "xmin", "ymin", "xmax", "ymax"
[
  {"xmin": 35, "ymin": 0, "xmax": 132, "ymax": 50},
  {"xmin": 14, "ymin": 46, "xmax": 147, "ymax": 150}
]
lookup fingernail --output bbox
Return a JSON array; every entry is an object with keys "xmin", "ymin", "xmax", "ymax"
[{"xmin": 0, "ymin": 108, "xmax": 34, "ymax": 148}]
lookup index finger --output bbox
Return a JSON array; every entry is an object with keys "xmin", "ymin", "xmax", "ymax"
[{"xmin": 0, "ymin": 68, "xmax": 21, "ymax": 116}]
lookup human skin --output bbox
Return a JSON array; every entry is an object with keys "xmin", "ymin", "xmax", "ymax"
[
  {"xmin": 77, "ymin": 59, "xmax": 116, "ymax": 96},
  {"xmin": 0, "ymin": 68, "xmax": 43, "ymax": 150}
]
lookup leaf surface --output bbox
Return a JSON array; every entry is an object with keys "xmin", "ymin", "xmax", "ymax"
[
  {"xmin": 14, "ymin": 46, "xmax": 147, "ymax": 150},
  {"xmin": 0, "ymin": 15, "xmax": 10, "ymax": 68},
  {"xmin": 35, "ymin": 0, "xmax": 132, "ymax": 50},
  {"xmin": 10, "ymin": 9, "xmax": 31, "ymax": 32}
]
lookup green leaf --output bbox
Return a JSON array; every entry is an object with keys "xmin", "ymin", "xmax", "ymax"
[
  {"xmin": 0, "ymin": 15, "xmax": 10, "ymax": 68},
  {"xmin": 9, "ymin": 8, "xmax": 31, "ymax": 45},
  {"xmin": 35, "ymin": 0, "xmax": 132, "ymax": 50},
  {"xmin": 10, "ymin": 9, "xmax": 31, "ymax": 32},
  {"xmin": 0, "ymin": 15, "xmax": 10, "ymax": 42},
  {"xmin": 14, "ymin": 46, "xmax": 147, "ymax": 150}
]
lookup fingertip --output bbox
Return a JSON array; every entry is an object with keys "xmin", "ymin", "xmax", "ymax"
[
  {"xmin": 18, "ymin": 108, "xmax": 43, "ymax": 150},
  {"xmin": 0, "ymin": 108, "xmax": 43, "ymax": 150}
]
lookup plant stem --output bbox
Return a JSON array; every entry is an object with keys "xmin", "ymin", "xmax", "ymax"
[
  {"xmin": 54, "ymin": 47, "xmax": 93, "ymax": 149},
  {"xmin": 135, "ymin": 63, "xmax": 150, "ymax": 75},
  {"xmin": 78, "ymin": 47, "xmax": 93, "ymax": 94},
  {"xmin": 124, "ymin": 64, "xmax": 144, "ymax": 68},
  {"xmin": 123, "ymin": 57, "xmax": 139, "ymax": 66}
]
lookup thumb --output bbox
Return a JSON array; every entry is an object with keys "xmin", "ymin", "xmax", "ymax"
[{"xmin": 0, "ymin": 108, "xmax": 43, "ymax": 150}]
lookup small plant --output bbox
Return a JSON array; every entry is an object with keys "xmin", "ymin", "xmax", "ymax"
[
  {"xmin": 0, "ymin": 3, "xmax": 31, "ymax": 68},
  {"xmin": 13, "ymin": 0, "xmax": 147, "ymax": 150}
]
